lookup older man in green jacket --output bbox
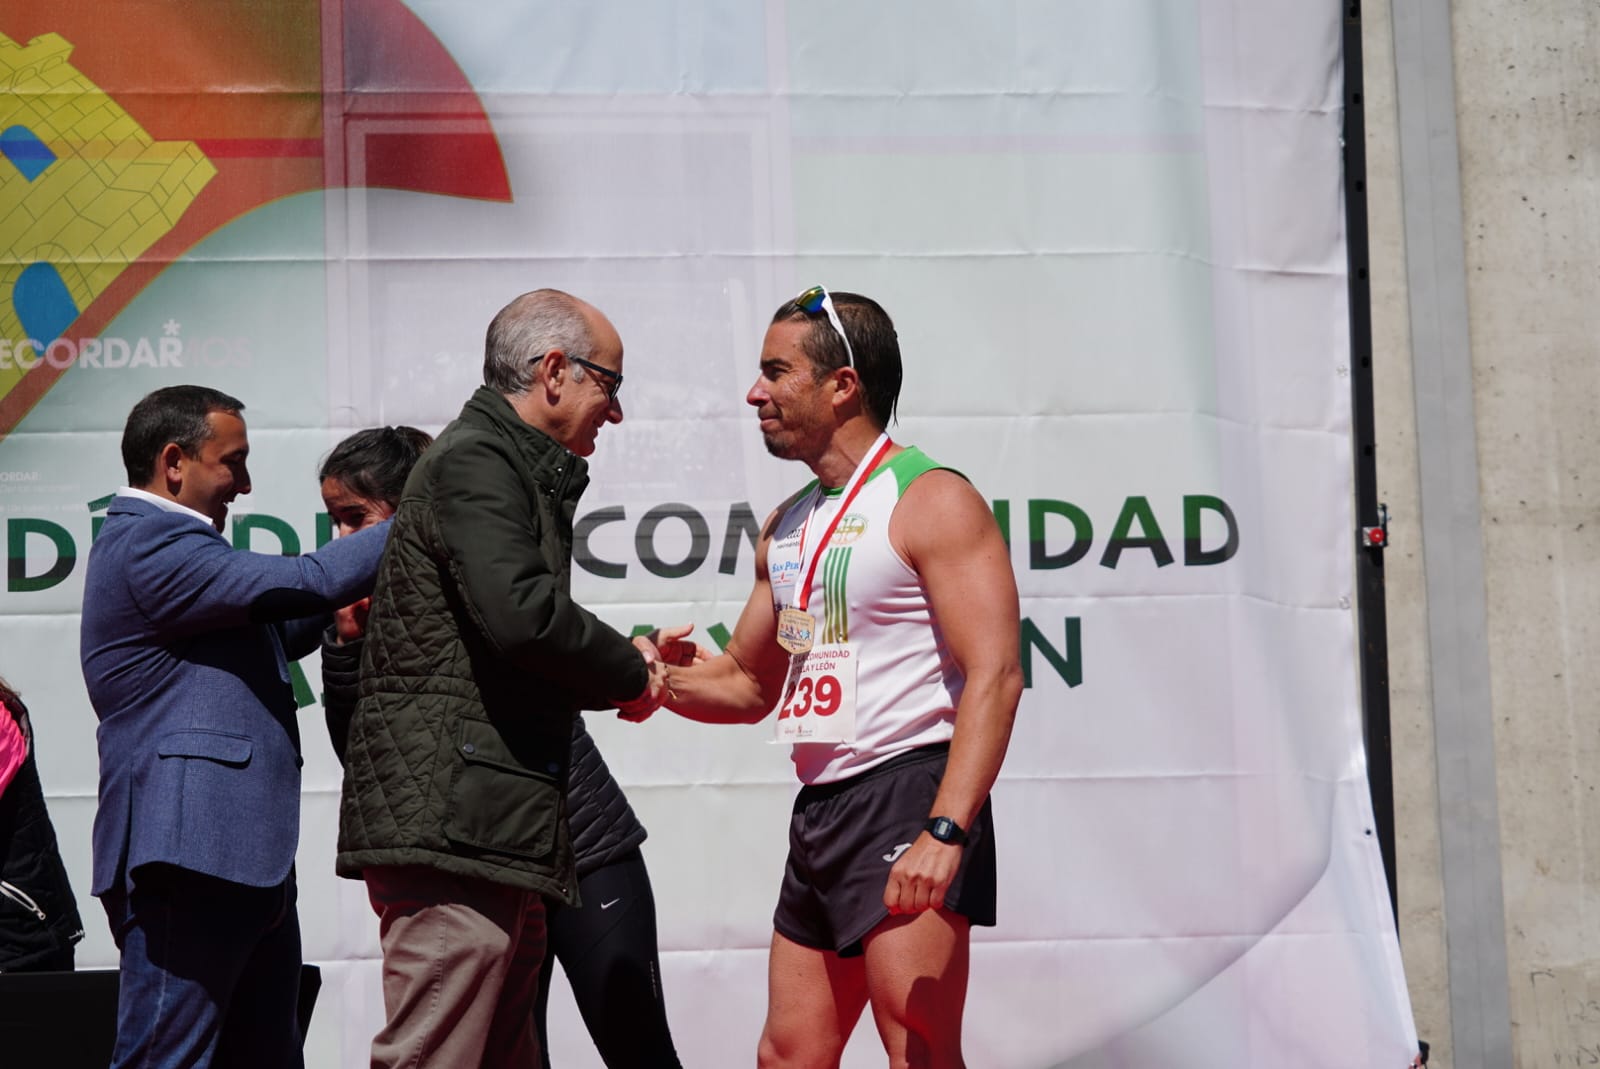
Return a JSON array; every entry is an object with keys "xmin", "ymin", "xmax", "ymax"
[{"xmin": 337, "ymin": 289, "xmax": 665, "ymax": 1069}]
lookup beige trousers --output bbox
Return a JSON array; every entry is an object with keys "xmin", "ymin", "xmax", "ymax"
[{"xmin": 364, "ymin": 864, "xmax": 548, "ymax": 1069}]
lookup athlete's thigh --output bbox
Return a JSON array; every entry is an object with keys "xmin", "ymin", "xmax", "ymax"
[
  {"xmin": 861, "ymin": 909, "xmax": 971, "ymax": 1068},
  {"xmin": 758, "ymin": 930, "xmax": 869, "ymax": 1069}
]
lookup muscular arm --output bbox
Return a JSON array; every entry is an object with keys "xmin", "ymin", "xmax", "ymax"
[
  {"xmin": 884, "ymin": 469, "xmax": 1023, "ymax": 912},
  {"xmin": 660, "ymin": 510, "xmax": 795, "ymax": 724}
]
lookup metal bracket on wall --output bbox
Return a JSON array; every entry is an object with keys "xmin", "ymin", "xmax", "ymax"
[{"xmin": 1362, "ymin": 502, "xmax": 1390, "ymax": 549}]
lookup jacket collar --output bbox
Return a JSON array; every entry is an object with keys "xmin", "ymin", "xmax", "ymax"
[
  {"xmin": 104, "ymin": 494, "xmax": 227, "ymax": 538},
  {"xmin": 462, "ymin": 387, "xmax": 589, "ymax": 498},
  {"xmin": 115, "ymin": 485, "xmax": 216, "ymax": 527},
  {"xmin": 106, "ymin": 495, "xmax": 161, "ymax": 517}
]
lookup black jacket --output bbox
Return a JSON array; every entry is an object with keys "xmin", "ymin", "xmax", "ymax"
[
  {"xmin": 321, "ymin": 628, "xmax": 361, "ymax": 767},
  {"xmin": 567, "ymin": 715, "xmax": 646, "ymax": 878},
  {"xmin": 322, "ymin": 637, "xmax": 645, "ymax": 877},
  {"xmin": 336, "ymin": 388, "xmax": 648, "ymax": 901},
  {"xmin": 0, "ymin": 697, "xmax": 84, "ymax": 971}
]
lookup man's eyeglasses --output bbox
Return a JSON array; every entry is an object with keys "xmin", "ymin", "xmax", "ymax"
[
  {"xmin": 567, "ymin": 355, "xmax": 624, "ymax": 402},
  {"xmin": 795, "ymin": 285, "xmax": 856, "ymax": 370}
]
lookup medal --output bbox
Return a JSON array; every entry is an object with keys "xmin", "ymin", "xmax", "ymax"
[
  {"xmin": 775, "ymin": 433, "xmax": 894, "ymax": 656},
  {"xmin": 776, "ymin": 607, "xmax": 816, "ymax": 655}
]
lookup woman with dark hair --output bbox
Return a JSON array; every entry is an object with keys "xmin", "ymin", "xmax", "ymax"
[
  {"xmin": 0, "ymin": 674, "xmax": 85, "ymax": 972},
  {"xmin": 318, "ymin": 426, "xmax": 683, "ymax": 1068},
  {"xmin": 318, "ymin": 426, "xmax": 434, "ymax": 760}
]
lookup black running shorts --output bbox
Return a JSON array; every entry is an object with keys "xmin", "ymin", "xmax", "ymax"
[{"xmin": 773, "ymin": 743, "xmax": 997, "ymax": 957}]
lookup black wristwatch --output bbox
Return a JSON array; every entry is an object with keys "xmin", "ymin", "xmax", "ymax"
[{"xmin": 924, "ymin": 815, "xmax": 968, "ymax": 846}]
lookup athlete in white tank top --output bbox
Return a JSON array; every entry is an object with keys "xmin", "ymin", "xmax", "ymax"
[
  {"xmin": 766, "ymin": 446, "xmax": 965, "ymax": 784},
  {"xmin": 644, "ymin": 286, "xmax": 1023, "ymax": 1068}
]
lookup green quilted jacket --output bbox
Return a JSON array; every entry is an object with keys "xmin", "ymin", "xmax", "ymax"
[{"xmin": 335, "ymin": 387, "xmax": 648, "ymax": 902}]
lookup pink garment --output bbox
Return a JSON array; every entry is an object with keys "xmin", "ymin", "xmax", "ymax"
[{"xmin": 0, "ymin": 700, "xmax": 27, "ymax": 797}]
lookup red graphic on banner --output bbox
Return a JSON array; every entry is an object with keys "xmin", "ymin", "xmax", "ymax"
[{"xmin": 0, "ymin": 0, "xmax": 511, "ymax": 439}]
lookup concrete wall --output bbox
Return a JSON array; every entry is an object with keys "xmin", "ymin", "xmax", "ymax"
[{"xmin": 1364, "ymin": 1, "xmax": 1600, "ymax": 1065}]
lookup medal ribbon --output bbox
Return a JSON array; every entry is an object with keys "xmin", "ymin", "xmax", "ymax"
[{"xmin": 791, "ymin": 432, "xmax": 893, "ymax": 612}]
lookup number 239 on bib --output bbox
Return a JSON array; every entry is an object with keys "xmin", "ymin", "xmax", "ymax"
[{"xmin": 773, "ymin": 643, "xmax": 858, "ymax": 744}]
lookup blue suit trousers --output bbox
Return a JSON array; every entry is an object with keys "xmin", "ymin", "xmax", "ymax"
[{"xmin": 102, "ymin": 864, "xmax": 303, "ymax": 1069}]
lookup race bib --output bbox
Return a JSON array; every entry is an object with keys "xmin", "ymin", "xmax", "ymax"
[{"xmin": 772, "ymin": 642, "xmax": 857, "ymax": 744}]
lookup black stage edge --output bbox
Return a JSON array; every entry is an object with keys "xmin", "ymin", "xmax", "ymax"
[
  {"xmin": 0, "ymin": 968, "xmax": 119, "ymax": 1068},
  {"xmin": 0, "ymin": 964, "xmax": 320, "ymax": 1068},
  {"xmin": 1341, "ymin": 1, "xmax": 1399, "ymax": 920}
]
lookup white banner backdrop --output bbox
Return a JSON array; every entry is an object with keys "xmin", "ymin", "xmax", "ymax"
[{"xmin": 0, "ymin": 1, "xmax": 1418, "ymax": 1065}]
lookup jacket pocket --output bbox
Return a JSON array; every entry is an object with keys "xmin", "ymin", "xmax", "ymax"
[
  {"xmin": 443, "ymin": 718, "xmax": 561, "ymax": 860},
  {"xmin": 156, "ymin": 730, "xmax": 252, "ymax": 767}
]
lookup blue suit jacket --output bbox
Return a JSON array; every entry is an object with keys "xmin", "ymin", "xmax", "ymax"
[{"xmin": 80, "ymin": 496, "xmax": 389, "ymax": 896}]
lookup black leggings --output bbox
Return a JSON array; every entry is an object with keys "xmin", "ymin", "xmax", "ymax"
[{"xmin": 535, "ymin": 848, "xmax": 682, "ymax": 1068}]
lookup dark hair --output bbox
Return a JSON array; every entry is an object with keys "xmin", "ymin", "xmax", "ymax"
[
  {"xmin": 121, "ymin": 385, "xmax": 245, "ymax": 485},
  {"xmin": 483, "ymin": 289, "xmax": 595, "ymax": 395},
  {"xmin": 319, "ymin": 426, "xmax": 434, "ymax": 509},
  {"xmin": 771, "ymin": 291, "xmax": 903, "ymax": 427}
]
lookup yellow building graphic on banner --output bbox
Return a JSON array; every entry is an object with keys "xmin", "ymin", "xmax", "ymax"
[{"xmin": 0, "ymin": 31, "xmax": 215, "ymax": 393}]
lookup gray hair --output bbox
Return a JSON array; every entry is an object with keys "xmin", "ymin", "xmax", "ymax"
[{"xmin": 482, "ymin": 289, "xmax": 596, "ymax": 395}]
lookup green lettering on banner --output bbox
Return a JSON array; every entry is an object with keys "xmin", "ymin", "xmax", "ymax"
[
  {"xmin": 719, "ymin": 503, "xmax": 760, "ymax": 575},
  {"xmin": 7, "ymin": 518, "xmax": 76, "ymax": 592},
  {"xmin": 991, "ymin": 500, "xmax": 1011, "ymax": 551},
  {"xmin": 1184, "ymin": 494, "xmax": 1239, "ymax": 565},
  {"xmin": 1021, "ymin": 616, "xmax": 1082, "ymax": 688},
  {"xmin": 579, "ymin": 503, "xmax": 768, "ymax": 581},
  {"xmin": 315, "ymin": 513, "xmax": 334, "ymax": 549},
  {"xmin": 576, "ymin": 506, "xmax": 628, "ymax": 578},
  {"xmin": 1099, "ymin": 496, "xmax": 1173, "ymax": 569},
  {"xmin": 636, "ymin": 503, "xmax": 710, "ymax": 579},
  {"xmin": 232, "ymin": 515, "xmax": 301, "ymax": 556},
  {"xmin": 1029, "ymin": 499, "xmax": 1093, "ymax": 569},
  {"xmin": 290, "ymin": 662, "xmax": 316, "ymax": 709}
]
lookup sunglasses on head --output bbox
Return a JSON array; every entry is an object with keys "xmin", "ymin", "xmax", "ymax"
[{"xmin": 794, "ymin": 285, "xmax": 856, "ymax": 370}]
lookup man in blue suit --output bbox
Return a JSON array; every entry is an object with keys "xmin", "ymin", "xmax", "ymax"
[{"xmin": 80, "ymin": 385, "xmax": 391, "ymax": 1069}]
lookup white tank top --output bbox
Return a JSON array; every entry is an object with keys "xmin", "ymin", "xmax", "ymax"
[{"xmin": 767, "ymin": 446, "xmax": 965, "ymax": 784}]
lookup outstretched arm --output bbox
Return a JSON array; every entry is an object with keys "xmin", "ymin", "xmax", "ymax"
[
  {"xmin": 129, "ymin": 516, "xmax": 390, "ymax": 637},
  {"xmin": 653, "ymin": 512, "xmax": 795, "ymax": 725},
  {"xmin": 882, "ymin": 469, "xmax": 1023, "ymax": 914}
]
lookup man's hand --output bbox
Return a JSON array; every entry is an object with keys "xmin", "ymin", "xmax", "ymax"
[
  {"xmin": 882, "ymin": 832, "xmax": 962, "ymax": 914},
  {"xmin": 621, "ymin": 626, "xmax": 704, "ymax": 720},
  {"xmin": 643, "ymin": 624, "xmax": 705, "ymax": 667},
  {"xmin": 333, "ymin": 598, "xmax": 371, "ymax": 642},
  {"xmin": 616, "ymin": 637, "xmax": 669, "ymax": 722}
]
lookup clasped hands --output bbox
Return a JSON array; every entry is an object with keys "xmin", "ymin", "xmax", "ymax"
[{"xmin": 616, "ymin": 624, "xmax": 703, "ymax": 722}]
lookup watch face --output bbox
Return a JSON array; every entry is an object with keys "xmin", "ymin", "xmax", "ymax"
[{"xmin": 933, "ymin": 818, "xmax": 953, "ymax": 839}]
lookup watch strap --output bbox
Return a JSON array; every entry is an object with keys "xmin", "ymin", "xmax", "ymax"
[{"xmin": 923, "ymin": 815, "xmax": 968, "ymax": 845}]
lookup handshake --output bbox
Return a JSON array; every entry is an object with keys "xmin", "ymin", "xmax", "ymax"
[{"xmin": 616, "ymin": 625, "xmax": 704, "ymax": 722}]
